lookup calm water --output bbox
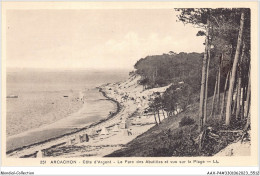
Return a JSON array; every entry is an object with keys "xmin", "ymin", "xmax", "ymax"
[
  {"xmin": 7, "ymin": 68, "xmax": 129, "ymax": 93},
  {"xmin": 6, "ymin": 68, "xmax": 129, "ymax": 151}
]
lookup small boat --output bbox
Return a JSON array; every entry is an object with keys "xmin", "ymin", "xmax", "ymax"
[{"xmin": 6, "ymin": 95, "xmax": 18, "ymax": 98}]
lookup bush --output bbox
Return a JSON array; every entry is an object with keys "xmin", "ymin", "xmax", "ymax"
[
  {"xmin": 150, "ymin": 125, "xmax": 199, "ymax": 157},
  {"xmin": 179, "ymin": 116, "xmax": 195, "ymax": 127}
]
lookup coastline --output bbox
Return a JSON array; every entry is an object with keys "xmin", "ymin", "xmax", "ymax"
[
  {"xmin": 97, "ymin": 87, "xmax": 122, "ymax": 123},
  {"xmin": 7, "ymin": 75, "xmax": 170, "ymax": 158},
  {"xmin": 6, "ymin": 86, "xmax": 123, "ymax": 156}
]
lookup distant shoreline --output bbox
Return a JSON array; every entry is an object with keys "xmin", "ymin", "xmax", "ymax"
[
  {"xmin": 98, "ymin": 86, "xmax": 122, "ymax": 119},
  {"xmin": 6, "ymin": 86, "xmax": 123, "ymax": 155}
]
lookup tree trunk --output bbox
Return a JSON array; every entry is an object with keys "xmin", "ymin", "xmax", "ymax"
[
  {"xmin": 157, "ymin": 111, "xmax": 161, "ymax": 124},
  {"xmin": 241, "ymin": 71, "xmax": 247, "ymax": 120},
  {"xmin": 210, "ymin": 74, "xmax": 218, "ymax": 118},
  {"xmin": 220, "ymin": 71, "xmax": 230, "ymax": 120},
  {"xmin": 241, "ymin": 86, "xmax": 245, "ymax": 120},
  {"xmin": 232, "ymin": 82, "xmax": 238, "ymax": 115},
  {"xmin": 203, "ymin": 45, "xmax": 211, "ymax": 124},
  {"xmin": 235, "ymin": 43, "xmax": 245, "ymax": 120},
  {"xmin": 239, "ymin": 43, "xmax": 246, "ymax": 120},
  {"xmin": 244, "ymin": 103, "xmax": 251, "ymax": 131},
  {"xmin": 225, "ymin": 11, "xmax": 245, "ymax": 126},
  {"xmin": 244, "ymin": 69, "xmax": 251, "ymax": 119},
  {"xmin": 236, "ymin": 75, "xmax": 241, "ymax": 119},
  {"xmin": 162, "ymin": 109, "xmax": 166, "ymax": 119},
  {"xmin": 216, "ymin": 54, "xmax": 222, "ymax": 114},
  {"xmin": 199, "ymin": 19, "xmax": 210, "ymax": 131},
  {"xmin": 153, "ymin": 112, "xmax": 158, "ymax": 125}
]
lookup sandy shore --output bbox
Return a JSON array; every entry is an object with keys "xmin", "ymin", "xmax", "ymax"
[{"xmin": 7, "ymin": 75, "xmax": 171, "ymax": 158}]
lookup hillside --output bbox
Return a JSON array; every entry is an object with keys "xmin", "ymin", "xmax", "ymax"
[
  {"xmin": 106, "ymin": 94, "xmax": 249, "ymax": 157},
  {"xmin": 106, "ymin": 51, "xmax": 250, "ymax": 157},
  {"xmin": 133, "ymin": 52, "xmax": 203, "ymax": 89},
  {"xmin": 133, "ymin": 52, "xmax": 224, "ymax": 97}
]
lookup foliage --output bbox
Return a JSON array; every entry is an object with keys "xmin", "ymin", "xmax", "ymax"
[
  {"xmin": 179, "ymin": 116, "xmax": 196, "ymax": 127},
  {"xmin": 176, "ymin": 8, "xmax": 251, "ymax": 127},
  {"xmin": 106, "ymin": 118, "xmax": 244, "ymax": 157},
  {"xmin": 134, "ymin": 52, "xmax": 203, "ymax": 89},
  {"xmin": 175, "ymin": 8, "xmax": 251, "ymax": 88},
  {"xmin": 161, "ymin": 83, "xmax": 193, "ymax": 113},
  {"xmin": 107, "ymin": 8, "xmax": 251, "ymax": 158},
  {"xmin": 151, "ymin": 125, "xmax": 200, "ymax": 157}
]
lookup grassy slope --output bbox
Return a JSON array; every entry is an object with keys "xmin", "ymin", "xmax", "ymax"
[
  {"xmin": 106, "ymin": 93, "xmax": 246, "ymax": 157},
  {"xmin": 106, "ymin": 98, "xmax": 200, "ymax": 157}
]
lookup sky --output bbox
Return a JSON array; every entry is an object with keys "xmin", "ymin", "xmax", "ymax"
[{"xmin": 6, "ymin": 9, "xmax": 205, "ymax": 70}]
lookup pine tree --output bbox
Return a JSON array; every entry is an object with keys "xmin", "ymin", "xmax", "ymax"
[{"xmin": 225, "ymin": 11, "xmax": 245, "ymax": 126}]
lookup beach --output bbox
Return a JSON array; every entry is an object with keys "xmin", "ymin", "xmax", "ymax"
[
  {"xmin": 7, "ymin": 74, "xmax": 171, "ymax": 158},
  {"xmin": 6, "ymin": 69, "xmax": 128, "ymax": 153}
]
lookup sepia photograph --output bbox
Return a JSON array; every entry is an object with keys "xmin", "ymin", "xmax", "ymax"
[{"xmin": 1, "ymin": 1, "xmax": 259, "ymax": 172}]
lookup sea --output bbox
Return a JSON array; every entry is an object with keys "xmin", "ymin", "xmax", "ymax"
[{"xmin": 6, "ymin": 68, "xmax": 129, "ymax": 152}]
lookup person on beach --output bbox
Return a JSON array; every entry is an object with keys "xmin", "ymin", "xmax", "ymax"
[{"xmin": 127, "ymin": 129, "xmax": 133, "ymax": 136}]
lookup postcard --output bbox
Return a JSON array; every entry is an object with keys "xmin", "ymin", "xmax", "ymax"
[{"xmin": 1, "ymin": 1, "xmax": 258, "ymax": 170}]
